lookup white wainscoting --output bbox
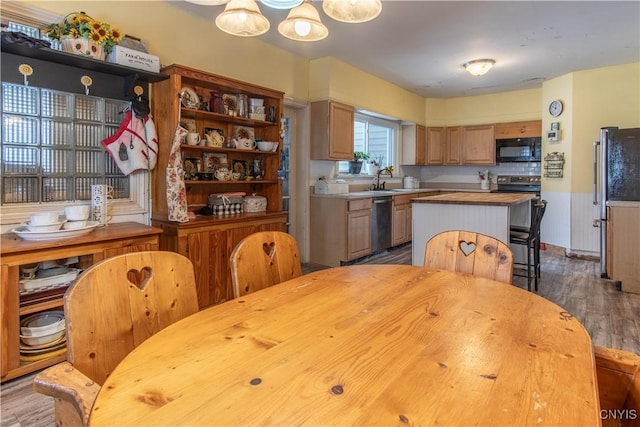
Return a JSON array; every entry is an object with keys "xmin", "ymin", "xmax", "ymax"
[
  {"xmin": 540, "ymin": 191, "xmax": 571, "ymax": 250},
  {"xmin": 570, "ymin": 192, "xmax": 600, "ymax": 255}
]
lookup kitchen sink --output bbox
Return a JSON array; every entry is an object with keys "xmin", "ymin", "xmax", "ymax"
[{"xmin": 391, "ymin": 188, "xmax": 420, "ymax": 192}]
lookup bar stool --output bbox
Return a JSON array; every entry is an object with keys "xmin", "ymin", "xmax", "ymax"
[{"xmin": 510, "ymin": 199, "xmax": 547, "ymax": 291}]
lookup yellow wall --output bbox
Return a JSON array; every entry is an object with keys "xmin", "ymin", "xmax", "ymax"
[
  {"xmin": 439, "ymin": 88, "xmax": 542, "ymax": 126},
  {"xmin": 541, "ymin": 73, "xmax": 573, "ymax": 193},
  {"xmin": 570, "ymin": 63, "xmax": 640, "ymax": 193},
  {"xmin": 309, "ymin": 57, "xmax": 425, "ymax": 124}
]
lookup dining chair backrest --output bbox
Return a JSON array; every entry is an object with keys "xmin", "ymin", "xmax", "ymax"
[
  {"xmin": 65, "ymin": 251, "xmax": 199, "ymax": 384},
  {"xmin": 594, "ymin": 346, "xmax": 640, "ymax": 427},
  {"xmin": 424, "ymin": 230, "xmax": 514, "ymax": 283},
  {"xmin": 230, "ymin": 231, "xmax": 302, "ymax": 298}
]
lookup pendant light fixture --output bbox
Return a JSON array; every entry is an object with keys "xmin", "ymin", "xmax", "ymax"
[
  {"xmin": 184, "ymin": 0, "xmax": 229, "ymax": 5},
  {"xmin": 215, "ymin": 0, "xmax": 270, "ymax": 37},
  {"xmin": 260, "ymin": 0, "xmax": 303, "ymax": 9},
  {"xmin": 278, "ymin": 2, "xmax": 328, "ymax": 42},
  {"xmin": 463, "ymin": 59, "xmax": 496, "ymax": 76},
  {"xmin": 322, "ymin": 0, "xmax": 382, "ymax": 23}
]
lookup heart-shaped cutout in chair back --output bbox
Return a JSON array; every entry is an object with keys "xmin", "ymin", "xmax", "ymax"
[
  {"xmin": 263, "ymin": 242, "xmax": 276, "ymax": 259},
  {"xmin": 127, "ymin": 266, "xmax": 152, "ymax": 291},
  {"xmin": 459, "ymin": 241, "xmax": 477, "ymax": 257}
]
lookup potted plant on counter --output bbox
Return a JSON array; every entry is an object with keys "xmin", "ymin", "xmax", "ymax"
[{"xmin": 349, "ymin": 151, "xmax": 370, "ymax": 174}]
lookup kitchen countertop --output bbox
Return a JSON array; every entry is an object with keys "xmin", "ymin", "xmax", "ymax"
[
  {"xmin": 311, "ymin": 184, "xmax": 497, "ymax": 200},
  {"xmin": 413, "ymin": 192, "xmax": 535, "ymax": 206}
]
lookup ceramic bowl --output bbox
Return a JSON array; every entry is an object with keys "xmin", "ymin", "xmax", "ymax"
[
  {"xmin": 20, "ymin": 311, "xmax": 65, "ymax": 337},
  {"xmin": 257, "ymin": 141, "xmax": 275, "ymax": 152},
  {"xmin": 20, "ymin": 329, "xmax": 65, "ymax": 346},
  {"xmin": 29, "ymin": 212, "xmax": 60, "ymax": 226},
  {"xmin": 64, "ymin": 205, "xmax": 90, "ymax": 221},
  {"xmin": 26, "ymin": 221, "xmax": 65, "ymax": 232},
  {"xmin": 63, "ymin": 220, "xmax": 88, "ymax": 230}
]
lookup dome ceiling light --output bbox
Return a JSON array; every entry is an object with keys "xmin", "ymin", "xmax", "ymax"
[
  {"xmin": 278, "ymin": 2, "xmax": 328, "ymax": 42},
  {"xmin": 260, "ymin": 0, "xmax": 303, "ymax": 9},
  {"xmin": 215, "ymin": 0, "xmax": 270, "ymax": 37},
  {"xmin": 184, "ymin": 0, "xmax": 230, "ymax": 5},
  {"xmin": 322, "ymin": 0, "xmax": 382, "ymax": 23},
  {"xmin": 463, "ymin": 59, "xmax": 496, "ymax": 76}
]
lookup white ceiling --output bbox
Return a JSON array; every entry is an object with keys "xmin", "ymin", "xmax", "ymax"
[{"xmin": 180, "ymin": 1, "xmax": 640, "ymax": 98}]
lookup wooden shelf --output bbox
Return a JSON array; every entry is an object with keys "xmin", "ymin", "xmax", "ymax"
[
  {"xmin": 1, "ymin": 40, "xmax": 168, "ymax": 83},
  {"xmin": 180, "ymin": 145, "xmax": 280, "ymax": 155},
  {"xmin": 185, "ymin": 180, "xmax": 278, "ymax": 185},
  {"xmin": 181, "ymin": 108, "xmax": 278, "ymax": 128}
]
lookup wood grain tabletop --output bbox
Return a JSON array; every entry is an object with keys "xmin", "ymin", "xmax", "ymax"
[
  {"xmin": 413, "ymin": 192, "xmax": 536, "ymax": 206},
  {"xmin": 89, "ymin": 265, "xmax": 600, "ymax": 426}
]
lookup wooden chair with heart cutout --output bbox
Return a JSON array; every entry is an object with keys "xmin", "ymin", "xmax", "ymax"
[
  {"xmin": 33, "ymin": 251, "xmax": 199, "ymax": 426},
  {"xmin": 424, "ymin": 230, "xmax": 514, "ymax": 284},
  {"xmin": 230, "ymin": 231, "xmax": 302, "ymax": 298}
]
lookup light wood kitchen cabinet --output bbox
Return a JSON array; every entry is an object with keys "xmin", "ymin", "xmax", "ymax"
[
  {"xmin": 310, "ymin": 100, "xmax": 355, "ymax": 160},
  {"xmin": 310, "ymin": 196, "xmax": 372, "ymax": 266},
  {"xmin": 445, "ymin": 126, "xmax": 464, "ymax": 165},
  {"xmin": 0, "ymin": 222, "xmax": 161, "ymax": 382},
  {"xmin": 607, "ymin": 205, "xmax": 640, "ymax": 294},
  {"xmin": 401, "ymin": 124, "xmax": 426, "ymax": 165},
  {"xmin": 426, "ymin": 127, "xmax": 445, "ymax": 165},
  {"xmin": 392, "ymin": 193, "xmax": 417, "ymax": 246},
  {"xmin": 495, "ymin": 120, "xmax": 542, "ymax": 139},
  {"xmin": 153, "ymin": 215, "xmax": 286, "ymax": 308},
  {"xmin": 461, "ymin": 124, "xmax": 496, "ymax": 165}
]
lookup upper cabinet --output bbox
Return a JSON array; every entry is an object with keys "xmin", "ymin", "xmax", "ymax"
[
  {"xmin": 150, "ymin": 64, "xmax": 285, "ymax": 219},
  {"xmin": 445, "ymin": 126, "xmax": 463, "ymax": 165},
  {"xmin": 495, "ymin": 120, "xmax": 542, "ymax": 139},
  {"xmin": 310, "ymin": 100, "xmax": 355, "ymax": 160},
  {"xmin": 462, "ymin": 125, "xmax": 496, "ymax": 165},
  {"xmin": 402, "ymin": 124, "xmax": 427, "ymax": 165},
  {"xmin": 426, "ymin": 127, "xmax": 445, "ymax": 165}
]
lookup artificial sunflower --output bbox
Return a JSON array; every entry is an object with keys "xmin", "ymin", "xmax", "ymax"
[{"xmin": 44, "ymin": 11, "xmax": 122, "ymax": 54}]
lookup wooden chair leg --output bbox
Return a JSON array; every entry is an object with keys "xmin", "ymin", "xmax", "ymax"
[
  {"xmin": 526, "ymin": 241, "xmax": 532, "ymax": 292},
  {"xmin": 54, "ymin": 397, "xmax": 85, "ymax": 426}
]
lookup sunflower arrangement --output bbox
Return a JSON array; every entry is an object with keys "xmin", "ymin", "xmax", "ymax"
[{"xmin": 44, "ymin": 12, "xmax": 123, "ymax": 54}]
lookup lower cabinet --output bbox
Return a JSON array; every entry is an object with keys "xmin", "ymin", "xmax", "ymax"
[
  {"xmin": 310, "ymin": 196, "xmax": 372, "ymax": 267},
  {"xmin": 607, "ymin": 205, "xmax": 640, "ymax": 294},
  {"xmin": 0, "ymin": 222, "xmax": 161, "ymax": 382},
  {"xmin": 392, "ymin": 193, "xmax": 416, "ymax": 246},
  {"xmin": 153, "ymin": 214, "xmax": 287, "ymax": 308}
]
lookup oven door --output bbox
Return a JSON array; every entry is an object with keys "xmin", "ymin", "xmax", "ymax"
[{"xmin": 496, "ymin": 184, "xmax": 540, "ymax": 195}]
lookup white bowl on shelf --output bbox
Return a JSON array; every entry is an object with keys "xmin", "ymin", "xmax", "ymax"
[
  {"xmin": 20, "ymin": 330, "xmax": 65, "ymax": 346},
  {"xmin": 20, "ymin": 311, "xmax": 65, "ymax": 337},
  {"xmin": 26, "ymin": 220, "xmax": 66, "ymax": 232},
  {"xmin": 29, "ymin": 212, "xmax": 60, "ymax": 226},
  {"xmin": 256, "ymin": 141, "xmax": 275, "ymax": 152},
  {"xmin": 64, "ymin": 205, "xmax": 90, "ymax": 221}
]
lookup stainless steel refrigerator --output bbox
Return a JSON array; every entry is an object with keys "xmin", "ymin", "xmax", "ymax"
[{"xmin": 593, "ymin": 126, "xmax": 640, "ymax": 278}]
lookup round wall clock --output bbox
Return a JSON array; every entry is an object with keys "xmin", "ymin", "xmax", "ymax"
[{"xmin": 549, "ymin": 99, "xmax": 563, "ymax": 117}]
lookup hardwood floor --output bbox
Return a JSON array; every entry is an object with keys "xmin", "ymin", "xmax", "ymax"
[{"xmin": 2, "ymin": 244, "xmax": 639, "ymax": 427}]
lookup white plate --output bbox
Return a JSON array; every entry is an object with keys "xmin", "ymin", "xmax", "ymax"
[
  {"xmin": 12, "ymin": 221, "xmax": 100, "ymax": 241},
  {"xmin": 180, "ymin": 87, "xmax": 199, "ymax": 109}
]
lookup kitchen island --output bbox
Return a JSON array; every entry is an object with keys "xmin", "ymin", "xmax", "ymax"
[{"xmin": 412, "ymin": 192, "xmax": 536, "ymax": 265}]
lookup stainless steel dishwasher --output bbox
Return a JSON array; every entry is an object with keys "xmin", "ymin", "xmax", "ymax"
[{"xmin": 371, "ymin": 196, "xmax": 392, "ymax": 252}]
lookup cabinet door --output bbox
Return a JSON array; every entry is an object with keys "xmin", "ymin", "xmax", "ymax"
[
  {"xmin": 425, "ymin": 127, "xmax": 443, "ymax": 165},
  {"xmin": 310, "ymin": 101, "xmax": 354, "ymax": 160},
  {"xmin": 183, "ymin": 228, "xmax": 228, "ymax": 309},
  {"xmin": 462, "ymin": 125, "xmax": 495, "ymax": 165},
  {"xmin": 347, "ymin": 210, "xmax": 371, "ymax": 260},
  {"xmin": 402, "ymin": 124, "xmax": 426, "ymax": 165},
  {"xmin": 608, "ymin": 206, "xmax": 640, "ymax": 293},
  {"xmin": 392, "ymin": 204, "xmax": 408, "ymax": 246},
  {"xmin": 445, "ymin": 126, "xmax": 463, "ymax": 165}
]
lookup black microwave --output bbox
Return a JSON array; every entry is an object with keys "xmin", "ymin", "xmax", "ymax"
[{"xmin": 496, "ymin": 137, "xmax": 541, "ymax": 162}]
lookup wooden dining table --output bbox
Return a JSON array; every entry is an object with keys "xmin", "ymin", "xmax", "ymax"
[{"xmin": 89, "ymin": 265, "xmax": 600, "ymax": 426}]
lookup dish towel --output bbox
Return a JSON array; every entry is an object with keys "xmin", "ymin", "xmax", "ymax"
[
  {"xmin": 166, "ymin": 125, "xmax": 189, "ymax": 223},
  {"xmin": 101, "ymin": 110, "xmax": 158, "ymax": 176}
]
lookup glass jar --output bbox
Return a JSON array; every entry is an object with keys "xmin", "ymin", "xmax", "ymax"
[
  {"xmin": 209, "ymin": 91, "xmax": 225, "ymax": 114},
  {"xmin": 236, "ymin": 94, "xmax": 248, "ymax": 118}
]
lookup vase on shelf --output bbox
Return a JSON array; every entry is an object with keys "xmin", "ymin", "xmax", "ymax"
[{"xmin": 61, "ymin": 38, "xmax": 106, "ymax": 60}]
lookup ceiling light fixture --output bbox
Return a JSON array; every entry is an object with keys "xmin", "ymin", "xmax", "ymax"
[
  {"xmin": 322, "ymin": 0, "xmax": 382, "ymax": 23},
  {"xmin": 215, "ymin": 0, "xmax": 270, "ymax": 37},
  {"xmin": 278, "ymin": 2, "xmax": 328, "ymax": 41},
  {"xmin": 463, "ymin": 59, "xmax": 496, "ymax": 76},
  {"xmin": 184, "ymin": 0, "xmax": 229, "ymax": 5},
  {"xmin": 260, "ymin": 0, "xmax": 303, "ymax": 9}
]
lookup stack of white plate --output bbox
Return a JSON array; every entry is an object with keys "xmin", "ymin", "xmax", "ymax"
[{"xmin": 19, "ymin": 310, "xmax": 66, "ymax": 360}]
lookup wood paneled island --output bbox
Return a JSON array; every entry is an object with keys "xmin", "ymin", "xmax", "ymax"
[{"xmin": 412, "ymin": 192, "xmax": 536, "ymax": 265}]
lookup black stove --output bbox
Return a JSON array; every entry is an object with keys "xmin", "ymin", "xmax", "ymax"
[{"xmin": 496, "ymin": 175, "xmax": 541, "ymax": 195}]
